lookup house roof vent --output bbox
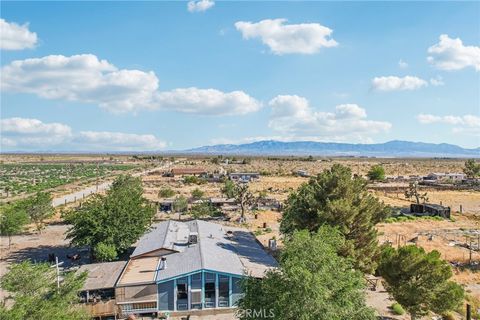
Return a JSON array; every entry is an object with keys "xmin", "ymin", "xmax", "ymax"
[{"xmin": 189, "ymin": 232, "xmax": 198, "ymax": 245}]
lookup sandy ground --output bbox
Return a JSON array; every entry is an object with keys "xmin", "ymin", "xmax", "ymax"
[
  {"xmin": 374, "ymin": 189, "xmax": 480, "ymax": 215},
  {"xmin": 0, "ymin": 224, "xmax": 90, "ymax": 301}
]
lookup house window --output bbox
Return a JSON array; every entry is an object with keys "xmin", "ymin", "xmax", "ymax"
[
  {"xmin": 232, "ymin": 277, "xmax": 243, "ymax": 306},
  {"xmin": 158, "ymin": 280, "xmax": 174, "ymax": 311},
  {"xmin": 176, "ymin": 277, "xmax": 188, "ymax": 311},
  {"xmin": 204, "ymin": 272, "xmax": 216, "ymax": 308},
  {"xmin": 218, "ymin": 275, "xmax": 230, "ymax": 307},
  {"xmin": 190, "ymin": 273, "xmax": 202, "ymax": 309},
  {"xmin": 191, "ymin": 289, "xmax": 202, "ymax": 309}
]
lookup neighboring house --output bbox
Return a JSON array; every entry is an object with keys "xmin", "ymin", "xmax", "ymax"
[
  {"xmin": 410, "ymin": 203, "xmax": 451, "ymax": 219},
  {"xmin": 423, "ymin": 172, "xmax": 466, "ymax": 183},
  {"xmin": 159, "ymin": 199, "xmax": 175, "ymax": 212},
  {"xmin": 170, "ymin": 168, "xmax": 207, "ymax": 177},
  {"xmin": 228, "ymin": 172, "xmax": 260, "ymax": 183},
  {"xmin": 79, "ymin": 220, "xmax": 277, "ymax": 319}
]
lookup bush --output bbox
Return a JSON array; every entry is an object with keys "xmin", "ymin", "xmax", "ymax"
[
  {"xmin": 367, "ymin": 165, "xmax": 386, "ymax": 181},
  {"xmin": 191, "ymin": 188, "xmax": 204, "ymax": 199},
  {"xmin": 189, "ymin": 202, "xmax": 222, "ymax": 219},
  {"xmin": 158, "ymin": 187, "xmax": 176, "ymax": 198},
  {"xmin": 94, "ymin": 242, "xmax": 117, "ymax": 262},
  {"xmin": 391, "ymin": 303, "xmax": 405, "ymax": 315},
  {"xmin": 183, "ymin": 175, "xmax": 206, "ymax": 185}
]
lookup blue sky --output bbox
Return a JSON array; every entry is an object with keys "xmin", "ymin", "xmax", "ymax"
[{"xmin": 1, "ymin": 1, "xmax": 479, "ymax": 151}]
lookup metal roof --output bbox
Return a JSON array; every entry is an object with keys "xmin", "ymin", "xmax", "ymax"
[{"xmin": 128, "ymin": 220, "xmax": 277, "ymax": 283}]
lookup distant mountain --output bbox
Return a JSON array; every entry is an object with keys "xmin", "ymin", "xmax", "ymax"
[{"xmin": 185, "ymin": 140, "xmax": 480, "ymax": 158}]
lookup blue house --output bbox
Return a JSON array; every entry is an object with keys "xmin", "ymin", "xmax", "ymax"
[{"xmin": 113, "ymin": 220, "xmax": 278, "ymax": 318}]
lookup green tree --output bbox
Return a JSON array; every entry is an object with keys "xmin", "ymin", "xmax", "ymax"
[
  {"xmin": 93, "ymin": 242, "xmax": 117, "ymax": 262},
  {"xmin": 173, "ymin": 195, "xmax": 188, "ymax": 213},
  {"xmin": 189, "ymin": 202, "xmax": 222, "ymax": 219},
  {"xmin": 280, "ymin": 164, "xmax": 389, "ymax": 273},
  {"xmin": 24, "ymin": 192, "xmax": 54, "ymax": 233},
  {"xmin": 191, "ymin": 188, "xmax": 205, "ymax": 200},
  {"xmin": 64, "ymin": 175, "xmax": 155, "ymax": 261},
  {"xmin": 221, "ymin": 180, "xmax": 236, "ymax": 198},
  {"xmin": 0, "ymin": 204, "xmax": 30, "ymax": 248},
  {"xmin": 0, "ymin": 261, "xmax": 89, "ymax": 320},
  {"xmin": 463, "ymin": 159, "xmax": 480, "ymax": 179},
  {"xmin": 405, "ymin": 181, "xmax": 428, "ymax": 204},
  {"xmin": 367, "ymin": 165, "xmax": 385, "ymax": 181},
  {"xmin": 378, "ymin": 245, "xmax": 464, "ymax": 320},
  {"xmin": 158, "ymin": 187, "xmax": 176, "ymax": 198},
  {"xmin": 237, "ymin": 227, "xmax": 375, "ymax": 320}
]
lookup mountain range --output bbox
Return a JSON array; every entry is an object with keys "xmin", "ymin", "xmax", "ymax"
[{"xmin": 185, "ymin": 140, "xmax": 480, "ymax": 158}]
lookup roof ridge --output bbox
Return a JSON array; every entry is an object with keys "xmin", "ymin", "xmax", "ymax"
[
  {"xmin": 197, "ymin": 220, "xmax": 207, "ymax": 270},
  {"xmin": 161, "ymin": 220, "xmax": 171, "ymax": 249}
]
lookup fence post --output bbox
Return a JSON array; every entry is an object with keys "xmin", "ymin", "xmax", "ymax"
[{"xmin": 460, "ymin": 205, "xmax": 463, "ymax": 213}]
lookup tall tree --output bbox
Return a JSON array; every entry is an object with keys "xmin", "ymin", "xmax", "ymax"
[
  {"xmin": 64, "ymin": 175, "xmax": 155, "ymax": 261},
  {"xmin": 237, "ymin": 227, "xmax": 376, "ymax": 320},
  {"xmin": 0, "ymin": 261, "xmax": 89, "ymax": 320},
  {"xmin": 173, "ymin": 195, "xmax": 188, "ymax": 213},
  {"xmin": 0, "ymin": 204, "xmax": 30, "ymax": 248},
  {"xmin": 24, "ymin": 192, "xmax": 54, "ymax": 233},
  {"xmin": 404, "ymin": 181, "xmax": 428, "ymax": 204},
  {"xmin": 378, "ymin": 245, "xmax": 464, "ymax": 320},
  {"xmin": 233, "ymin": 183, "xmax": 255, "ymax": 221},
  {"xmin": 367, "ymin": 164, "xmax": 386, "ymax": 181},
  {"xmin": 463, "ymin": 159, "xmax": 480, "ymax": 179},
  {"xmin": 280, "ymin": 164, "xmax": 389, "ymax": 273}
]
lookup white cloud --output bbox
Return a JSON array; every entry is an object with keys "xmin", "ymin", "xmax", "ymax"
[
  {"xmin": 417, "ymin": 113, "xmax": 480, "ymax": 126},
  {"xmin": 417, "ymin": 113, "xmax": 480, "ymax": 136},
  {"xmin": 267, "ymin": 95, "xmax": 391, "ymax": 142},
  {"xmin": 187, "ymin": 0, "xmax": 215, "ymax": 12},
  {"xmin": 372, "ymin": 75, "xmax": 428, "ymax": 91},
  {"xmin": 0, "ymin": 117, "xmax": 72, "ymax": 147},
  {"xmin": 234, "ymin": 18, "xmax": 338, "ymax": 55},
  {"xmin": 1, "ymin": 54, "xmax": 260, "ymax": 116},
  {"xmin": 427, "ymin": 34, "xmax": 480, "ymax": 71},
  {"xmin": 398, "ymin": 59, "xmax": 408, "ymax": 69},
  {"xmin": 429, "ymin": 76, "xmax": 445, "ymax": 86},
  {"xmin": 76, "ymin": 131, "xmax": 166, "ymax": 151},
  {"xmin": 155, "ymin": 87, "xmax": 261, "ymax": 116},
  {"xmin": 0, "ymin": 117, "xmax": 167, "ymax": 151},
  {"xmin": 0, "ymin": 19, "xmax": 38, "ymax": 50},
  {"xmin": 1, "ymin": 54, "xmax": 159, "ymax": 113}
]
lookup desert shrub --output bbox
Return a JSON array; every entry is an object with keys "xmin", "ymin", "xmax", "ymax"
[
  {"xmin": 158, "ymin": 187, "xmax": 176, "ymax": 198},
  {"xmin": 391, "ymin": 303, "xmax": 405, "ymax": 315},
  {"xmin": 183, "ymin": 175, "xmax": 206, "ymax": 185}
]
